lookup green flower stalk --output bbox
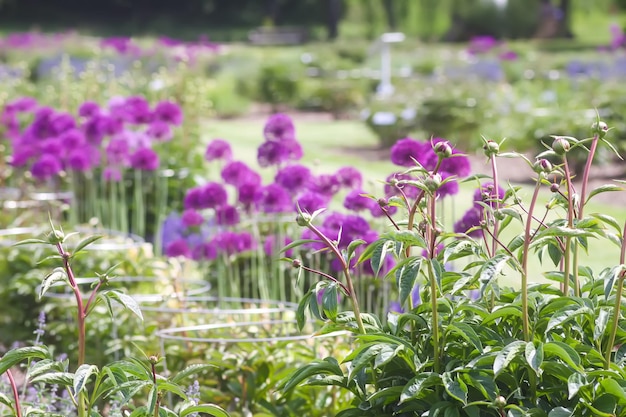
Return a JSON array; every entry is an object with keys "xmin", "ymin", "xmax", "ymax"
[{"xmin": 605, "ymin": 221, "xmax": 626, "ymax": 370}]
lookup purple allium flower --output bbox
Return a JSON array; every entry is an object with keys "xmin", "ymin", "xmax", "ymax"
[
  {"xmin": 454, "ymin": 207, "xmax": 483, "ymax": 238},
  {"xmin": 370, "ymin": 198, "xmax": 398, "ymax": 218},
  {"xmin": 165, "ymin": 238, "xmax": 192, "ymax": 258},
  {"xmin": 308, "ymin": 174, "xmax": 341, "ymax": 197},
  {"xmin": 300, "ymin": 227, "xmax": 327, "ymax": 251},
  {"xmin": 130, "ymin": 147, "xmax": 159, "ymax": 171},
  {"xmin": 126, "ymin": 131, "xmax": 152, "ymax": 150},
  {"xmin": 106, "ymin": 136, "xmax": 130, "ymax": 166},
  {"xmin": 212, "ymin": 231, "xmax": 256, "ymax": 256},
  {"xmin": 473, "ymin": 182, "xmax": 505, "ymax": 208},
  {"xmin": 411, "ymin": 284, "xmax": 421, "ymax": 306},
  {"xmin": 255, "ymin": 183, "xmax": 292, "ymax": 213},
  {"xmin": 31, "ymin": 154, "xmax": 62, "ymax": 180},
  {"xmin": 146, "ymin": 121, "xmax": 172, "ymax": 142},
  {"xmin": 238, "ymin": 181, "xmax": 262, "ymax": 208},
  {"xmin": 436, "ymin": 174, "xmax": 459, "ymax": 198},
  {"xmin": 153, "ymin": 100, "xmax": 183, "ymax": 126},
  {"xmin": 343, "ymin": 190, "xmax": 374, "ymax": 212},
  {"xmin": 192, "ymin": 241, "xmax": 218, "ymax": 261},
  {"xmin": 499, "ymin": 50, "xmax": 518, "ymax": 61},
  {"xmin": 5, "ymin": 97, "xmax": 38, "ymax": 113},
  {"xmin": 59, "ymin": 128, "xmax": 86, "ymax": 149},
  {"xmin": 103, "ymin": 166, "xmax": 122, "ymax": 182},
  {"xmin": 433, "ymin": 138, "xmax": 471, "ymax": 177},
  {"xmin": 467, "ymin": 35, "xmax": 498, "ymax": 55},
  {"xmin": 181, "ymin": 209, "xmax": 204, "ymax": 227},
  {"xmin": 284, "ymin": 139, "xmax": 303, "ymax": 161},
  {"xmin": 338, "ymin": 214, "xmax": 371, "ymax": 247},
  {"xmin": 205, "ymin": 139, "xmax": 232, "ymax": 162},
  {"xmin": 221, "ymin": 161, "xmax": 260, "ymax": 187},
  {"xmin": 82, "ymin": 116, "xmax": 108, "ymax": 145},
  {"xmin": 184, "ymin": 182, "xmax": 227, "ymax": 210},
  {"xmin": 257, "ymin": 140, "xmax": 290, "ymax": 167},
  {"xmin": 40, "ymin": 138, "xmax": 63, "ymax": 156},
  {"xmin": 161, "ymin": 212, "xmax": 184, "ymax": 246},
  {"xmin": 384, "ymin": 172, "xmax": 420, "ymax": 199},
  {"xmin": 264, "ymin": 235, "xmax": 293, "ymax": 258},
  {"xmin": 67, "ymin": 147, "xmax": 94, "ymax": 171},
  {"xmin": 322, "ymin": 211, "xmax": 347, "ymax": 231},
  {"xmin": 390, "ymin": 137, "xmax": 437, "ymax": 168},
  {"xmin": 50, "ymin": 112, "xmax": 76, "ymax": 135},
  {"xmin": 335, "ymin": 166, "xmax": 363, "ymax": 189},
  {"xmin": 263, "ymin": 113, "xmax": 295, "ymax": 141},
  {"xmin": 119, "ymin": 96, "xmax": 152, "ymax": 124},
  {"xmin": 275, "ymin": 164, "xmax": 311, "ymax": 194},
  {"xmin": 100, "ymin": 37, "xmax": 141, "ymax": 55},
  {"xmin": 295, "ymin": 191, "xmax": 328, "ymax": 214},
  {"xmin": 78, "ymin": 101, "xmax": 100, "ymax": 118},
  {"xmin": 216, "ymin": 205, "xmax": 240, "ymax": 226}
]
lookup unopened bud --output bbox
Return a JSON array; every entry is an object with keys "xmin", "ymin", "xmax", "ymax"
[
  {"xmin": 552, "ymin": 137, "xmax": 570, "ymax": 155},
  {"xmin": 377, "ymin": 197, "xmax": 388, "ymax": 208},
  {"xmin": 296, "ymin": 212, "xmax": 312, "ymax": 227},
  {"xmin": 591, "ymin": 120, "xmax": 609, "ymax": 139},
  {"xmin": 433, "ymin": 141, "xmax": 452, "ymax": 158},
  {"xmin": 493, "ymin": 396, "xmax": 507, "ymax": 408},
  {"xmin": 292, "ymin": 259, "xmax": 302, "ymax": 269},
  {"xmin": 483, "ymin": 140, "xmax": 499, "ymax": 157},
  {"xmin": 424, "ymin": 174, "xmax": 442, "ymax": 193},
  {"xmin": 48, "ymin": 229, "xmax": 65, "ymax": 244},
  {"xmin": 149, "ymin": 355, "xmax": 159, "ymax": 365},
  {"xmin": 550, "ymin": 183, "xmax": 560, "ymax": 193},
  {"xmin": 533, "ymin": 158, "xmax": 553, "ymax": 174}
]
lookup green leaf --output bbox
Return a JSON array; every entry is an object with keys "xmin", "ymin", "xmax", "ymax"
[
  {"xmin": 595, "ymin": 308, "xmax": 610, "ymax": 340},
  {"xmin": 370, "ymin": 240, "xmax": 394, "ymax": 277},
  {"xmin": 442, "ymin": 372, "xmax": 468, "ymax": 404},
  {"xmin": 170, "ymin": 364, "xmax": 215, "ymax": 384},
  {"xmin": 71, "ymin": 234, "xmax": 104, "ymax": 255},
  {"xmin": 101, "ymin": 290, "xmax": 143, "ymax": 321},
  {"xmin": 567, "ymin": 372, "xmax": 587, "ymax": 400},
  {"xmin": 0, "ymin": 393, "xmax": 12, "ymax": 407},
  {"xmin": 547, "ymin": 242, "xmax": 563, "ymax": 267},
  {"xmin": 534, "ymin": 226, "xmax": 595, "ymax": 240},
  {"xmin": 347, "ymin": 343, "xmax": 387, "ymax": 379},
  {"xmin": 479, "ymin": 254, "xmax": 509, "ymax": 292},
  {"xmin": 74, "ymin": 364, "xmax": 99, "ymax": 395},
  {"xmin": 280, "ymin": 358, "xmax": 343, "ymax": 392},
  {"xmin": 591, "ymin": 213, "xmax": 623, "ymax": 234},
  {"xmin": 346, "ymin": 239, "xmax": 366, "ymax": 262},
  {"xmin": 599, "ymin": 378, "xmax": 626, "ymax": 405},
  {"xmin": 396, "ymin": 257, "xmax": 422, "ymax": 307},
  {"xmin": 374, "ymin": 344, "xmax": 403, "ymax": 369},
  {"xmin": 296, "ymin": 291, "xmax": 312, "ymax": 331},
  {"xmin": 156, "ymin": 380, "xmax": 187, "ymax": 399},
  {"xmin": 603, "ymin": 265, "xmax": 622, "ymax": 301},
  {"xmin": 498, "ymin": 208, "xmax": 522, "ymax": 223},
  {"xmin": 0, "ymin": 346, "xmax": 49, "ymax": 375},
  {"xmin": 399, "ymin": 372, "xmax": 441, "ymax": 403},
  {"xmin": 39, "ymin": 267, "xmax": 68, "ymax": 299},
  {"xmin": 494, "ymin": 341, "xmax": 526, "ymax": 376},
  {"xmin": 13, "ymin": 238, "xmax": 48, "ymax": 246},
  {"xmin": 280, "ymin": 239, "xmax": 322, "ymax": 254},
  {"xmin": 543, "ymin": 341, "xmax": 581, "ymax": 370},
  {"xmin": 548, "ymin": 408, "xmax": 573, "ymax": 417},
  {"xmin": 383, "ymin": 230, "xmax": 427, "ymax": 250},
  {"xmin": 180, "ymin": 404, "xmax": 230, "ymax": 417},
  {"xmin": 30, "ymin": 372, "xmax": 74, "ymax": 386},
  {"xmin": 546, "ymin": 306, "xmax": 594, "ymax": 333},
  {"xmin": 483, "ymin": 305, "xmax": 522, "ymax": 325},
  {"xmin": 525, "ymin": 342, "xmax": 543, "ymax": 375},
  {"xmin": 321, "ymin": 283, "xmax": 339, "ymax": 321},
  {"xmin": 449, "ymin": 323, "xmax": 483, "ymax": 353},
  {"xmin": 587, "ymin": 184, "xmax": 623, "ymax": 203}
]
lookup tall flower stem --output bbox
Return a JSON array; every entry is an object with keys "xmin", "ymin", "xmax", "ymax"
[
  {"xmin": 562, "ymin": 159, "xmax": 576, "ymax": 296},
  {"xmin": 427, "ymin": 194, "xmax": 440, "ymax": 373},
  {"xmin": 489, "ymin": 153, "xmax": 501, "ymax": 256},
  {"xmin": 521, "ymin": 177, "xmax": 543, "ymax": 342},
  {"xmin": 605, "ymin": 221, "xmax": 626, "ymax": 370},
  {"xmin": 305, "ymin": 222, "xmax": 365, "ymax": 334},
  {"xmin": 7, "ymin": 370, "xmax": 22, "ymax": 417}
]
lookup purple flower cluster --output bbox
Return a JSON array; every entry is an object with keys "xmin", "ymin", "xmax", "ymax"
[
  {"xmin": 2, "ymin": 95, "xmax": 183, "ymax": 181},
  {"xmin": 257, "ymin": 113, "xmax": 303, "ymax": 167},
  {"xmin": 453, "ymin": 182, "xmax": 505, "ymax": 238},
  {"xmin": 388, "ymin": 137, "xmax": 471, "ymax": 199}
]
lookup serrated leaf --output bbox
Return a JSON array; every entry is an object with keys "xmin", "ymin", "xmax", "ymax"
[
  {"xmin": 100, "ymin": 290, "xmax": 143, "ymax": 321},
  {"xmin": 567, "ymin": 372, "xmax": 587, "ymax": 399},
  {"xmin": 399, "ymin": 372, "xmax": 441, "ymax": 403},
  {"xmin": 74, "ymin": 364, "xmax": 99, "ymax": 395},
  {"xmin": 494, "ymin": 340, "xmax": 526, "ymax": 376},
  {"xmin": 525, "ymin": 342, "xmax": 543, "ymax": 375},
  {"xmin": 587, "ymin": 184, "xmax": 623, "ymax": 203},
  {"xmin": 71, "ymin": 234, "xmax": 104, "ymax": 255},
  {"xmin": 39, "ymin": 267, "xmax": 68, "ymax": 299},
  {"xmin": 0, "ymin": 346, "xmax": 49, "ymax": 375},
  {"xmin": 180, "ymin": 404, "xmax": 230, "ymax": 417}
]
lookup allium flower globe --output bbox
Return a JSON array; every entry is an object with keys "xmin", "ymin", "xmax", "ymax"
[
  {"xmin": 205, "ymin": 138, "xmax": 233, "ymax": 162},
  {"xmin": 275, "ymin": 164, "xmax": 311, "ymax": 194},
  {"xmin": 263, "ymin": 113, "xmax": 295, "ymax": 141}
]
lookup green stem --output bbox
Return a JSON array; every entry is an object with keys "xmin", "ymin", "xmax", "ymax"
[
  {"xmin": 490, "ymin": 154, "xmax": 501, "ymax": 256},
  {"xmin": 605, "ymin": 221, "xmax": 626, "ymax": 369},
  {"xmin": 428, "ymin": 260, "xmax": 440, "ymax": 373},
  {"xmin": 562, "ymin": 159, "xmax": 575, "ymax": 296},
  {"xmin": 521, "ymin": 178, "xmax": 542, "ymax": 342}
]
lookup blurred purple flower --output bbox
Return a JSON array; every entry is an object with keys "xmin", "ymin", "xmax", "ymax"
[
  {"xmin": 146, "ymin": 121, "xmax": 172, "ymax": 142},
  {"xmin": 454, "ymin": 207, "xmax": 483, "ymax": 238},
  {"xmin": 161, "ymin": 212, "xmax": 184, "ymax": 247},
  {"xmin": 205, "ymin": 139, "xmax": 232, "ymax": 162},
  {"xmin": 67, "ymin": 147, "xmax": 95, "ymax": 171},
  {"xmin": 237, "ymin": 181, "xmax": 261, "ymax": 208},
  {"xmin": 59, "ymin": 128, "xmax": 86, "ymax": 149},
  {"xmin": 120, "ymin": 96, "xmax": 153, "ymax": 124},
  {"xmin": 50, "ymin": 112, "xmax": 76, "ymax": 135},
  {"xmin": 78, "ymin": 101, "xmax": 100, "ymax": 118},
  {"xmin": 106, "ymin": 136, "xmax": 131, "ymax": 166},
  {"xmin": 130, "ymin": 147, "xmax": 159, "ymax": 171},
  {"xmin": 222, "ymin": 160, "xmax": 260, "ymax": 187},
  {"xmin": 385, "ymin": 172, "xmax": 420, "ymax": 199},
  {"xmin": 433, "ymin": 138, "xmax": 471, "ymax": 177},
  {"xmin": 338, "ymin": 214, "xmax": 371, "ymax": 247},
  {"xmin": 181, "ymin": 209, "xmax": 204, "ymax": 227},
  {"xmin": 10, "ymin": 146, "xmax": 36, "ymax": 167},
  {"xmin": 257, "ymin": 140, "xmax": 290, "ymax": 167},
  {"xmin": 40, "ymin": 138, "xmax": 63, "ymax": 156},
  {"xmin": 255, "ymin": 183, "xmax": 292, "ymax": 213},
  {"xmin": 5, "ymin": 97, "xmax": 38, "ymax": 113},
  {"xmin": 436, "ymin": 174, "xmax": 459, "ymax": 198},
  {"xmin": 31, "ymin": 154, "xmax": 62, "ymax": 180},
  {"xmin": 153, "ymin": 100, "xmax": 183, "ymax": 126},
  {"xmin": 165, "ymin": 238, "xmax": 192, "ymax": 258},
  {"xmin": 411, "ymin": 285, "xmax": 421, "ymax": 306},
  {"xmin": 263, "ymin": 113, "xmax": 295, "ymax": 141},
  {"xmin": 275, "ymin": 164, "xmax": 311, "ymax": 194},
  {"xmin": 300, "ymin": 227, "xmax": 327, "ymax": 251},
  {"xmin": 100, "ymin": 37, "xmax": 142, "ymax": 55},
  {"xmin": 216, "ymin": 204, "xmax": 240, "ymax": 226},
  {"xmin": 212, "ymin": 231, "xmax": 256, "ymax": 255},
  {"xmin": 184, "ymin": 182, "xmax": 227, "ymax": 210},
  {"xmin": 388, "ymin": 301, "xmax": 404, "ymax": 314},
  {"xmin": 467, "ymin": 36, "xmax": 498, "ymax": 55},
  {"xmin": 499, "ymin": 50, "xmax": 518, "ymax": 61},
  {"xmin": 296, "ymin": 191, "xmax": 328, "ymax": 214},
  {"xmin": 103, "ymin": 166, "xmax": 122, "ymax": 182},
  {"xmin": 344, "ymin": 190, "xmax": 373, "ymax": 212},
  {"xmin": 308, "ymin": 174, "xmax": 341, "ymax": 197},
  {"xmin": 370, "ymin": 198, "xmax": 398, "ymax": 217},
  {"xmin": 192, "ymin": 241, "xmax": 218, "ymax": 261},
  {"xmin": 473, "ymin": 182, "xmax": 505, "ymax": 208},
  {"xmin": 390, "ymin": 137, "xmax": 437, "ymax": 168},
  {"xmin": 335, "ymin": 166, "xmax": 363, "ymax": 189}
]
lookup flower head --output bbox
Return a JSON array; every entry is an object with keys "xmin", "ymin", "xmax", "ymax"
[
  {"xmin": 454, "ymin": 207, "xmax": 483, "ymax": 238},
  {"xmin": 275, "ymin": 164, "xmax": 311, "ymax": 194},
  {"xmin": 181, "ymin": 209, "xmax": 205, "ymax": 227},
  {"xmin": 146, "ymin": 121, "xmax": 172, "ymax": 142},
  {"xmin": 130, "ymin": 147, "xmax": 159, "ymax": 171},
  {"xmin": 31, "ymin": 154, "xmax": 62, "ymax": 180},
  {"xmin": 215, "ymin": 205, "xmax": 240, "ymax": 226},
  {"xmin": 390, "ymin": 137, "xmax": 437, "ymax": 168},
  {"xmin": 205, "ymin": 139, "xmax": 232, "ymax": 162},
  {"xmin": 67, "ymin": 147, "xmax": 95, "ymax": 171},
  {"xmin": 296, "ymin": 192, "xmax": 328, "ymax": 215},
  {"xmin": 255, "ymin": 183, "xmax": 292, "ymax": 214},
  {"xmin": 263, "ymin": 113, "xmax": 295, "ymax": 141},
  {"xmin": 308, "ymin": 174, "xmax": 341, "ymax": 197},
  {"xmin": 335, "ymin": 166, "xmax": 363, "ymax": 189},
  {"xmin": 165, "ymin": 238, "xmax": 192, "ymax": 258},
  {"xmin": 257, "ymin": 140, "xmax": 290, "ymax": 167},
  {"xmin": 222, "ymin": 161, "xmax": 260, "ymax": 187},
  {"xmin": 184, "ymin": 182, "xmax": 227, "ymax": 210},
  {"xmin": 153, "ymin": 100, "xmax": 183, "ymax": 125},
  {"xmin": 78, "ymin": 101, "xmax": 100, "ymax": 118},
  {"xmin": 344, "ymin": 190, "xmax": 374, "ymax": 212}
]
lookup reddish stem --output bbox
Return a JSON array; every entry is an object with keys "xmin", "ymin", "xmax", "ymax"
[{"xmin": 7, "ymin": 370, "xmax": 23, "ymax": 417}]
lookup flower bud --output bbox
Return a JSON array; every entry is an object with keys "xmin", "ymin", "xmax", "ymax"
[
  {"xmin": 493, "ymin": 396, "xmax": 507, "ymax": 409},
  {"xmin": 292, "ymin": 259, "xmax": 302, "ymax": 269},
  {"xmin": 424, "ymin": 174, "xmax": 442, "ymax": 193},
  {"xmin": 591, "ymin": 120, "xmax": 609, "ymax": 139},
  {"xmin": 296, "ymin": 212, "xmax": 312, "ymax": 227},
  {"xmin": 552, "ymin": 137, "xmax": 570, "ymax": 155},
  {"xmin": 149, "ymin": 355, "xmax": 159, "ymax": 365},
  {"xmin": 533, "ymin": 158, "xmax": 553, "ymax": 174},
  {"xmin": 550, "ymin": 183, "xmax": 560, "ymax": 193},
  {"xmin": 48, "ymin": 229, "xmax": 65, "ymax": 244},
  {"xmin": 433, "ymin": 141, "xmax": 452, "ymax": 158},
  {"xmin": 483, "ymin": 140, "xmax": 499, "ymax": 157},
  {"xmin": 377, "ymin": 197, "xmax": 388, "ymax": 208}
]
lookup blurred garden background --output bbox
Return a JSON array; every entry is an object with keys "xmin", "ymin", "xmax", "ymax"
[{"xmin": 3, "ymin": 0, "xmax": 626, "ymax": 415}]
